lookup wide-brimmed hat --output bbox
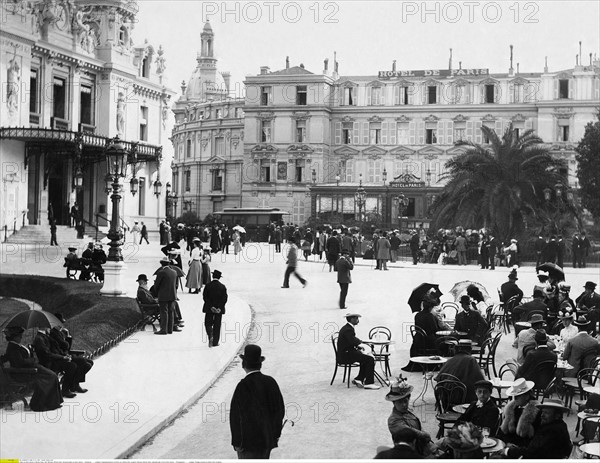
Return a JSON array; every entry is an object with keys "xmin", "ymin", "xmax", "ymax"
[
  {"xmin": 560, "ymin": 312, "xmax": 574, "ymax": 320},
  {"xmin": 536, "ymin": 399, "xmax": 569, "ymax": 413},
  {"xmin": 507, "ymin": 378, "xmax": 535, "ymax": 396},
  {"xmin": 385, "ymin": 377, "xmax": 414, "ymax": 402},
  {"xmin": 212, "ymin": 270, "xmax": 222, "ymax": 279},
  {"xmin": 584, "ymin": 281, "xmax": 597, "ymax": 290},
  {"xmin": 240, "ymin": 344, "xmax": 265, "ymax": 365},
  {"xmin": 574, "ymin": 316, "xmax": 590, "ymax": 327},
  {"xmin": 344, "ymin": 312, "xmax": 361, "ymax": 319},
  {"xmin": 474, "ymin": 380, "xmax": 494, "ymax": 391},
  {"xmin": 529, "ymin": 314, "xmax": 545, "ymax": 326},
  {"xmin": 136, "ymin": 274, "xmax": 148, "ymax": 282}
]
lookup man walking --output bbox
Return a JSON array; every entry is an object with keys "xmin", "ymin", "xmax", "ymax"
[
  {"xmin": 140, "ymin": 222, "xmax": 149, "ymax": 244},
  {"xmin": 230, "ymin": 344, "xmax": 285, "ymax": 459},
  {"xmin": 336, "ymin": 250, "xmax": 353, "ymax": 309},
  {"xmin": 154, "ymin": 257, "xmax": 178, "ymax": 335},
  {"xmin": 281, "ymin": 237, "xmax": 307, "ymax": 288},
  {"xmin": 203, "ymin": 269, "xmax": 228, "ymax": 347},
  {"xmin": 50, "ymin": 219, "xmax": 58, "ymax": 246}
]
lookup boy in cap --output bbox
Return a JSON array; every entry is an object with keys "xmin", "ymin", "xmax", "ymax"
[
  {"xmin": 230, "ymin": 344, "xmax": 285, "ymax": 459},
  {"xmin": 457, "ymin": 379, "xmax": 500, "ymax": 435}
]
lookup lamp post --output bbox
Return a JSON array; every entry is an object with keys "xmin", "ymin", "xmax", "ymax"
[
  {"xmin": 394, "ymin": 193, "xmax": 409, "ymax": 232},
  {"xmin": 100, "ymin": 136, "xmax": 128, "ymax": 297},
  {"xmin": 354, "ymin": 173, "xmax": 366, "ymax": 228},
  {"xmin": 543, "ymin": 181, "xmax": 571, "ymax": 235}
]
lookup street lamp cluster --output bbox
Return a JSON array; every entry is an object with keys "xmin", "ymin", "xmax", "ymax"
[
  {"xmin": 165, "ymin": 181, "xmax": 178, "ymax": 219},
  {"xmin": 543, "ymin": 181, "xmax": 574, "ymax": 235},
  {"xmin": 354, "ymin": 174, "xmax": 366, "ymax": 225}
]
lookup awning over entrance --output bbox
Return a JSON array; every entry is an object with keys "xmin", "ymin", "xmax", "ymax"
[{"xmin": 0, "ymin": 127, "xmax": 162, "ymax": 163}]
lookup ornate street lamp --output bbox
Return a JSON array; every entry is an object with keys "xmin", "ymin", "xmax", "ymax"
[
  {"xmin": 100, "ymin": 136, "xmax": 127, "ymax": 297},
  {"xmin": 73, "ymin": 167, "xmax": 84, "ymax": 190},
  {"xmin": 354, "ymin": 173, "xmax": 366, "ymax": 227},
  {"xmin": 153, "ymin": 179, "xmax": 162, "ymax": 197},
  {"xmin": 129, "ymin": 176, "xmax": 139, "ymax": 196},
  {"xmin": 382, "ymin": 168, "xmax": 387, "ymax": 186},
  {"xmin": 394, "ymin": 193, "xmax": 409, "ymax": 232}
]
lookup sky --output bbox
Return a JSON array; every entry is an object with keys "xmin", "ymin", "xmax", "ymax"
[{"xmin": 132, "ymin": 0, "xmax": 600, "ymax": 99}]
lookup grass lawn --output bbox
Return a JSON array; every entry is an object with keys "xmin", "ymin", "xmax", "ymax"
[{"xmin": 0, "ymin": 275, "xmax": 142, "ymax": 356}]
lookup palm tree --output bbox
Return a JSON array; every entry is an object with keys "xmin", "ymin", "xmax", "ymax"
[{"xmin": 430, "ymin": 124, "xmax": 570, "ymax": 240}]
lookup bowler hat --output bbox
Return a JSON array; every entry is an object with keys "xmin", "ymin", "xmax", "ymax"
[
  {"xmin": 212, "ymin": 270, "xmax": 222, "ymax": 279},
  {"xmin": 67, "ymin": 247, "xmax": 77, "ymax": 252},
  {"xmin": 385, "ymin": 377, "xmax": 414, "ymax": 402},
  {"xmin": 507, "ymin": 378, "xmax": 534, "ymax": 396},
  {"xmin": 584, "ymin": 281, "xmax": 597, "ymax": 290},
  {"xmin": 535, "ymin": 329, "xmax": 548, "ymax": 344},
  {"xmin": 459, "ymin": 295, "xmax": 471, "ymax": 304},
  {"xmin": 574, "ymin": 316, "xmax": 590, "ymax": 327},
  {"xmin": 136, "ymin": 274, "xmax": 148, "ymax": 282},
  {"xmin": 508, "ymin": 270, "xmax": 518, "ymax": 280},
  {"xmin": 529, "ymin": 314, "xmax": 545, "ymax": 326},
  {"xmin": 560, "ymin": 312, "xmax": 574, "ymax": 320},
  {"xmin": 474, "ymin": 380, "xmax": 494, "ymax": 391},
  {"xmin": 240, "ymin": 344, "xmax": 265, "ymax": 365},
  {"xmin": 536, "ymin": 399, "xmax": 569, "ymax": 413}
]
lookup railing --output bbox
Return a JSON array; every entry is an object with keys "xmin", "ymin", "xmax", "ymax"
[{"xmin": 2, "ymin": 211, "xmax": 26, "ymax": 243}]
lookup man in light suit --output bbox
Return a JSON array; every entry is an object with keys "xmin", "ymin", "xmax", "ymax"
[
  {"xmin": 154, "ymin": 257, "xmax": 178, "ymax": 335},
  {"xmin": 337, "ymin": 313, "xmax": 380, "ymax": 390},
  {"xmin": 562, "ymin": 316, "xmax": 600, "ymax": 377},
  {"xmin": 230, "ymin": 344, "xmax": 285, "ymax": 459}
]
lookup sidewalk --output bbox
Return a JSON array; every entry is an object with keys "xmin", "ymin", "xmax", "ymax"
[{"xmin": 0, "ymin": 242, "xmax": 252, "ymax": 460}]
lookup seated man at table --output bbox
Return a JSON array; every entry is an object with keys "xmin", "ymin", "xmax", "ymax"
[
  {"xmin": 457, "ymin": 379, "xmax": 500, "ymax": 435},
  {"xmin": 562, "ymin": 316, "xmax": 600, "ymax": 378},
  {"xmin": 515, "ymin": 330, "xmax": 557, "ymax": 385},
  {"xmin": 454, "ymin": 295, "xmax": 489, "ymax": 345},
  {"xmin": 375, "ymin": 427, "xmax": 422, "ymax": 459},
  {"xmin": 337, "ymin": 313, "xmax": 380, "ymax": 390},
  {"xmin": 513, "ymin": 314, "xmax": 556, "ymax": 364},
  {"xmin": 512, "ymin": 290, "xmax": 547, "ymax": 323},
  {"xmin": 435, "ymin": 340, "xmax": 484, "ymax": 402},
  {"xmin": 502, "ymin": 399, "xmax": 572, "ymax": 459}
]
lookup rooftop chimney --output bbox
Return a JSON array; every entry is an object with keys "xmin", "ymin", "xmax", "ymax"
[
  {"xmin": 299, "ymin": 63, "xmax": 304, "ymax": 69},
  {"xmin": 392, "ymin": 60, "xmax": 396, "ymax": 72},
  {"xmin": 260, "ymin": 66, "xmax": 270, "ymax": 75},
  {"xmin": 590, "ymin": 53, "xmax": 593, "ymax": 66},
  {"xmin": 509, "ymin": 45, "xmax": 514, "ymax": 75},
  {"xmin": 449, "ymin": 48, "xmax": 453, "ymax": 70},
  {"xmin": 324, "ymin": 58, "xmax": 329, "ymax": 72},
  {"xmin": 517, "ymin": 63, "xmax": 520, "ymax": 74},
  {"xmin": 286, "ymin": 56, "xmax": 289, "ymax": 69}
]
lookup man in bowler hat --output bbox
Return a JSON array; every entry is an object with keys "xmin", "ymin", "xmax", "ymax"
[
  {"xmin": 336, "ymin": 249, "xmax": 354, "ymax": 309},
  {"xmin": 203, "ymin": 269, "xmax": 228, "ymax": 347},
  {"xmin": 230, "ymin": 344, "xmax": 285, "ymax": 459},
  {"xmin": 154, "ymin": 257, "xmax": 178, "ymax": 334}
]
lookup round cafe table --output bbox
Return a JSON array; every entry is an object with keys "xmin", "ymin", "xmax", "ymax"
[
  {"xmin": 452, "ymin": 403, "xmax": 470, "ymax": 414},
  {"xmin": 556, "ymin": 360, "xmax": 574, "ymax": 371},
  {"xmin": 580, "ymin": 443, "xmax": 600, "ymax": 458},
  {"xmin": 481, "ymin": 437, "xmax": 505, "ymax": 454},
  {"xmin": 409, "ymin": 356, "xmax": 449, "ymax": 406},
  {"xmin": 584, "ymin": 385, "xmax": 600, "ymax": 395},
  {"xmin": 436, "ymin": 330, "xmax": 467, "ymax": 337}
]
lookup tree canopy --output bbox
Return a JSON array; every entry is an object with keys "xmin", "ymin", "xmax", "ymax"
[{"xmin": 575, "ymin": 111, "xmax": 600, "ymax": 218}]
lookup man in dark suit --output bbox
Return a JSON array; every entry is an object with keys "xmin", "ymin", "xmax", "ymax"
[
  {"xmin": 409, "ymin": 230, "xmax": 420, "ymax": 265},
  {"xmin": 203, "ymin": 269, "xmax": 228, "ymax": 347},
  {"xmin": 500, "ymin": 269, "xmax": 523, "ymax": 304},
  {"xmin": 515, "ymin": 330, "xmax": 557, "ymax": 384},
  {"xmin": 375, "ymin": 427, "xmax": 423, "ymax": 459},
  {"xmin": 512, "ymin": 290, "xmax": 547, "ymax": 323},
  {"xmin": 458, "ymin": 379, "xmax": 500, "ymax": 435},
  {"xmin": 337, "ymin": 313, "xmax": 380, "ymax": 390},
  {"xmin": 154, "ymin": 257, "xmax": 178, "ymax": 335},
  {"xmin": 487, "ymin": 235, "xmax": 498, "ymax": 269},
  {"xmin": 336, "ymin": 250, "xmax": 353, "ymax": 309},
  {"xmin": 230, "ymin": 344, "xmax": 285, "ymax": 459},
  {"xmin": 576, "ymin": 281, "xmax": 600, "ymax": 312},
  {"xmin": 454, "ymin": 295, "xmax": 489, "ymax": 344}
]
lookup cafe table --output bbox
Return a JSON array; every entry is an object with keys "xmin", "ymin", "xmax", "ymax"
[
  {"xmin": 556, "ymin": 359, "xmax": 574, "ymax": 371},
  {"xmin": 480, "ymin": 437, "xmax": 506, "ymax": 454},
  {"xmin": 363, "ymin": 339, "xmax": 394, "ymax": 385},
  {"xmin": 409, "ymin": 356, "xmax": 449, "ymax": 406},
  {"xmin": 584, "ymin": 385, "xmax": 600, "ymax": 395},
  {"xmin": 489, "ymin": 377, "xmax": 513, "ymax": 404},
  {"xmin": 436, "ymin": 330, "xmax": 468, "ymax": 337},
  {"xmin": 580, "ymin": 442, "xmax": 600, "ymax": 458}
]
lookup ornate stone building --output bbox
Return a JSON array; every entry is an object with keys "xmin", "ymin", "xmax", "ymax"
[
  {"xmin": 170, "ymin": 22, "xmax": 243, "ymax": 220},
  {"xmin": 0, "ymin": 0, "xmax": 173, "ymax": 235}
]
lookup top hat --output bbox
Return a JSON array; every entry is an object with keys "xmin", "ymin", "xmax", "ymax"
[
  {"xmin": 574, "ymin": 316, "xmax": 591, "ymax": 327},
  {"xmin": 212, "ymin": 270, "xmax": 222, "ymax": 279},
  {"xmin": 344, "ymin": 312, "xmax": 361, "ymax": 319},
  {"xmin": 529, "ymin": 314, "xmax": 545, "ymax": 326},
  {"xmin": 584, "ymin": 281, "xmax": 597, "ymax": 290},
  {"xmin": 240, "ymin": 344, "xmax": 265, "ymax": 365},
  {"xmin": 136, "ymin": 274, "xmax": 148, "ymax": 282},
  {"xmin": 506, "ymin": 378, "xmax": 535, "ymax": 396},
  {"xmin": 67, "ymin": 247, "xmax": 77, "ymax": 252},
  {"xmin": 534, "ymin": 329, "xmax": 548, "ymax": 344},
  {"xmin": 474, "ymin": 379, "xmax": 494, "ymax": 391},
  {"xmin": 536, "ymin": 399, "xmax": 569, "ymax": 413},
  {"xmin": 459, "ymin": 295, "xmax": 471, "ymax": 304},
  {"xmin": 385, "ymin": 376, "xmax": 414, "ymax": 402}
]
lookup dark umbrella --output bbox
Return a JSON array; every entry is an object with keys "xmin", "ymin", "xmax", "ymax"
[
  {"xmin": 536, "ymin": 262, "xmax": 565, "ymax": 281},
  {"xmin": 408, "ymin": 283, "xmax": 443, "ymax": 313},
  {"xmin": 1, "ymin": 309, "xmax": 63, "ymax": 330}
]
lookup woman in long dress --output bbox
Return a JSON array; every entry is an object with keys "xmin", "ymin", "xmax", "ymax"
[
  {"xmin": 201, "ymin": 249, "xmax": 212, "ymax": 286},
  {"xmin": 186, "ymin": 239, "xmax": 203, "ymax": 293},
  {"xmin": 232, "ymin": 231, "xmax": 242, "ymax": 255},
  {"xmin": 3, "ymin": 326, "xmax": 63, "ymax": 412}
]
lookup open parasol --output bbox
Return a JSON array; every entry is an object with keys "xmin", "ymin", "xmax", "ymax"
[
  {"xmin": 449, "ymin": 281, "xmax": 490, "ymax": 302},
  {"xmin": 408, "ymin": 283, "xmax": 443, "ymax": 313},
  {"xmin": 536, "ymin": 262, "xmax": 565, "ymax": 281},
  {"xmin": 1, "ymin": 309, "xmax": 63, "ymax": 330},
  {"xmin": 232, "ymin": 225, "xmax": 246, "ymax": 233}
]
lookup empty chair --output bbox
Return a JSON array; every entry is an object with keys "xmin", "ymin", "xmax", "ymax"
[{"xmin": 434, "ymin": 380, "xmax": 467, "ymax": 438}]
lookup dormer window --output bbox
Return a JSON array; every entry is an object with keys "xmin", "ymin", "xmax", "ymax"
[
  {"xmin": 343, "ymin": 86, "xmax": 355, "ymax": 106},
  {"xmin": 485, "ymin": 84, "xmax": 495, "ymax": 103},
  {"xmin": 119, "ymin": 26, "xmax": 128, "ymax": 46},
  {"xmin": 559, "ymin": 79, "xmax": 569, "ymax": 99},
  {"xmin": 370, "ymin": 86, "xmax": 382, "ymax": 105},
  {"xmin": 427, "ymin": 86, "xmax": 437, "ymax": 104},
  {"xmin": 141, "ymin": 57, "xmax": 149, "ymax": 78}
]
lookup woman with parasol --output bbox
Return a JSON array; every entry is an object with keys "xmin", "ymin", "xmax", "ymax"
[{"xmin": 2, "ymin": 326, "xmax": 63, "ymax": 411}]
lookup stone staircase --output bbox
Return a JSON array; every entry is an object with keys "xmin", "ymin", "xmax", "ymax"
[{"xmin": 4, "ymin": 225, "xmax": 106, "ymax": 245}]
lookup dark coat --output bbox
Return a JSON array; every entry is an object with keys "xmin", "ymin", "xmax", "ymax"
[
  {"xmin": 337, "ymin": 323, "xmax": 362, "ymax": 362},
  {"xmin": 512, "ymin": 299, "xmax": 547, "ymax": 323},
  {"xmin": 500, "ymin": 281, "xmax": 523, "ymax": 304},
  {"xmin": 459, "ymin": 398, "xmax": 500, "ymax": 435},
  {"xmin": 336, "ymin": 255, "xmax": 353, "ymax": 284},
  {"xmin": 230, "ymin": 371, "xmax": 285, "ymax": 452},
  {"xmin": 507, "ymin": 419, "xmax": 572, "ymax": 459},
  {"xmin": 409, "ymin": 234, "xmax": 420, "ymax": 251},
  {"xmin": 435, "ymin": 352, "xmax": 484, "ymax": 402},
  {"xmin": 375, "ymin": 444, "xmax": 423, "ymax": 459},
  {"xmin": 137, "ymin": 286, "xmax": 158, "ymax": 305},
  {"xmin": 154, "ymin": 265, "xmax": 178, "ymax": 302},
  {"xmin": 33, "ymin": 331, "xmax": 65, "ymax": 370},
  {"xmin": 454, "ymin": 309, "xmax": 489, "ymax": 344},
  {"xmin": 202, "ymin": 279, "xmax": 228, "ymax": 314},
  {"xmin": 515, "ymin": 347, "xmax": 557, "ymax": 383}
]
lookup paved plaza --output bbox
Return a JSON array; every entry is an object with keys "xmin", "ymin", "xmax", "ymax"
[{"xmin": 0, "ymin": 240, "xmax": 598, "ymax": 459}]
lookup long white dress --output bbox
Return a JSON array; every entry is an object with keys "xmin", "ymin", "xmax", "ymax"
[{"xmin": 185, "ymin": 247, "xmax": 203, "ymax": 289}]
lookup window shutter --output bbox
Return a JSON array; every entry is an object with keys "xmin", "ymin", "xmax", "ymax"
[
  {"xmin": 466, "ymin": 121, "xmax": 474, "ymax": 141},
  {"xmin": 475, "ymin": 121, "xmax": 482, "ymax": 143},
  {"xmin": 509, "ymin": 83, "xmax": 515, "ymax": 103},
  {"xmin": 334, "ymin": 121, "xmax": 342, "ymax": 145},
  {"xmin": 422, "ymin": 85, "xmax": 427, "ymax": 105},
  {"xmin": 363, "ymin": 121, "xmax": 369, "ymax": 145},
  {"xmin": 446, "ymin": 121, "xmax": 453, "ymax": 144},
  {"xmin": 436, "ymin": 121, "xmax": 444, "ymax": 144},
  {"xmin": 568, "ymin": 79, "xmax": 574, "ymax": 99},
  {"xmin": 495, "ymin": 120, "xmax": 502, "ymax": 137},
  {"xmin": 479, "ymin": 85, "xmax": 484, "ymax": 104},
  {"xmin": 494, "ymin": 84, "xmax": 499, "ymax": 103},
  {"xmin": 409, "ymin": 122, "xmax": 416, "ymax": 145},
  {"xmin": 381, "ymin": 86, "xmax": 386, "ymax": 106},
  {"xmin": 389, "ymin": 121, "xmax": 396, "ymax": 145},
  {"xmin": 353, "ymin": 122, "xmax": 360, "ymax": 145},
  {"xmin": 381, "ymin": 121, "xmax": 388, "ymax": 144},
  {"xmin": 417, "ymin": 121, "xmax": 425, "ymax": 144},
  {"xmin": 394, "ymin": 86, "xmax": 400, "ymax": 105},
  {"xmin": 367, "ymin": 87, "xmax": 372, "ymax": 106},
  {"xmin": 553, "ymin": 80, "xmax": 559, "ymax": 99}
]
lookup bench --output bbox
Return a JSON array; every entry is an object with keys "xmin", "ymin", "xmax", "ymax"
[
  {"xmin": 0, "ymin": 354, "xmax": 37, "ymax": 410},
  {"xmin": 64, "ymin": 257, "xmax": 104, "ymax": 283},
  {"xmin": 136, "ymin": 298, "xmax": 160, "ymax": 332}
]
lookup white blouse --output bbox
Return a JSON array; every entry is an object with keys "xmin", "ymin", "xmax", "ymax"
[
  {"xmin": 560, "ymin": 324, "xmax": 578, "ymax": 343},
  {"xmin": 190, "ymin": 247, "xmax": 202, "ymax": 261}
]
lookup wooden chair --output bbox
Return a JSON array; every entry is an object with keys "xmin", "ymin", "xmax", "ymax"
[
  {"xmin": 441, "ymin": 302, "xmax": 459, "ymax": 321},
  {"xmin": 368, "ymin": 326, "xmax": 392, "ymax": 377},
  {"xmin": 330, "ymin": 333, "xmax": 360, "ymax": 388},
  {"xmin": 434, "ymin": 380, "xmax": 467, "ymax": 438},
  {"xmin": 495, "ymin": 361, "xmax": 518, "ymax": 407},
  {"xmin": 531, "ymin": 360, "xmax": 557, "ymax": 399},
  {"xmin": 563, "ymin": 368, "xmax": 600, "ymax": 409},
  {"xmin": 576, "ymin": 417, "xmax": 600, "ymax": 457},
  {"xmin": 478, "ymin": 333, "xmax": 502, "ymax": 378},
  {"xmin": 540, "ymin": 377, "xmax": 558, "ymax": 402},
  {"xmin": 0, "ymin": 354, "xmax": 38, "ymax": 410},
  {"xmin": 410, "ymin": 325, "xmax": 437, "ymax": 357},
  {"xmin": 136, "ymin": 298, "xmax": 160, "ymax": 332}
]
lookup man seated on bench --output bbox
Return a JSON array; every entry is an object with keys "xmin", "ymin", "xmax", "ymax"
[{"xmin": 137, "ymin": 274, "xmax": 184, "ymax": 329}]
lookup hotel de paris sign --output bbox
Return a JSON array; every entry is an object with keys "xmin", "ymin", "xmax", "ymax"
[{"xmin": 378, "ymin": 68, "xmax": 489, "ymax": 78}]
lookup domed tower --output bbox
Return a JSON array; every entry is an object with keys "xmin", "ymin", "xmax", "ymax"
[{"xmin": 185, "ymin": 21, "xmax": 229, "ymax": 101}]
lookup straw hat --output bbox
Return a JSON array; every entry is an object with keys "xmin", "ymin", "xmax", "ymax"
[
  {"xmin": 536, "ymin": 399, "xmax": 569, "ymax": 413},
  {"xmin": 506, "ymin": 378, "xmax": 535, "ymax": 396},
  {"xmin": 385, "ymin": 376, "xmax": 414, "ymax": 402}
]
